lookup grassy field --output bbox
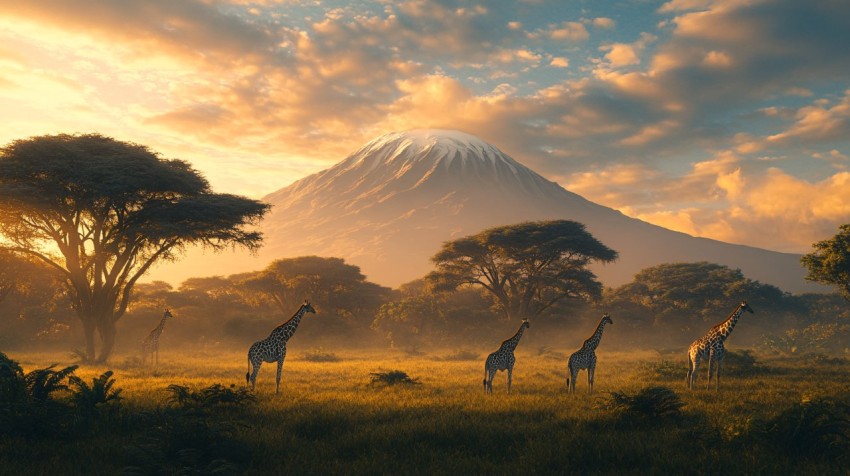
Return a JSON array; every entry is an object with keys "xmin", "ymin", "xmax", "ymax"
[{"xmin": 2, "ymin": 346, "xmax": 849, "ymax": 475}]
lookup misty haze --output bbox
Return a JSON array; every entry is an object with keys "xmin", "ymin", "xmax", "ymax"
[{"xmin": 2, "ymin": 0, "xmax": 850, "ymax": 473}]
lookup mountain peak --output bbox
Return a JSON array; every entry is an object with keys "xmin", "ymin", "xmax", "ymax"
[{"xmin": 362, "ymin": 129, "xmax": 501, "ymax": 156}]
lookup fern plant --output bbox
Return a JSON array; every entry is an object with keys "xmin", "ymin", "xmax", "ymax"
[
  {"xmin": 0, "ymin": 352, "xmax": 26, "ymax": 403},
  {"xmin": 24, "ymin": 364, "xmax": 78, "ymax": 402},
  {"xmin": 166, "ymin": 383, "xmax": 256, "ymax": 411},
  {"xmin": 69, "ymin": 370, "xmax": 122, "ymax": 414}
]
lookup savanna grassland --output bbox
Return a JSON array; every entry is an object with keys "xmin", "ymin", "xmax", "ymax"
[{"xmin": 2, "ymin": 347, "xmax": 849, "ymax": 475}]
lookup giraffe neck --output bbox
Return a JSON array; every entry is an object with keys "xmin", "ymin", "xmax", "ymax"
[
  {"xmin": 501, "ymin": 324, "xmax": 527, "ymax": 353},
  {"xmin": 277, "ymin": 305, "xmax": 309, "ymax": 341},
  {"xmin": 152, "ymin": 314, "xmax": 169, "ymax": 335},
  {"xmin": 583, "ymin": 318, "xmax": 608, "ymax": 351},
  {"xmin": 715, "ymin": 305, "xmax": 745, "ymax": 341}
]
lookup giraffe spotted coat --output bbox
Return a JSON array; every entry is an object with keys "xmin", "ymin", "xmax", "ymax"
[
  {"xmin": 567, "ymin": 313, "xmax": 613, "ymax": 394},
  {"xmin": 141, "ymin": 309, "xmax": 173, "ymax": 367},
  {"xmin": 687, "ymin": 300, "xmax": 754, "ymax": 391},
  {"xmin": 246, "ymin": 301, "xmax": 316, "ymax": 394},
  {"xmin": 483, "ymin": 319, "xmax": 530, "ymax": 395}
]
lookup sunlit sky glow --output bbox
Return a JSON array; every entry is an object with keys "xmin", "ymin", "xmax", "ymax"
[{"xmin": 1, "ymin": 0, "xmax": 848, "ymax": 253}]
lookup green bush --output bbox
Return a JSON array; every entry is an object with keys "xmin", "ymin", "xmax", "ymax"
[
  {"xmin": 758, "ymin": 396, "xmax": 850, "ymax": 459},
  {"xmin": 369, "ymin": 370, "xmax": 420, "ymax": 386},
  {"xmin": 608, "ymin": 386, "xmax": 686, "ymax": 419}
]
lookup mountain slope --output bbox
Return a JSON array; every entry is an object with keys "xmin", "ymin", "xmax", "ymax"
[{"xmin": 251, "ymin": 129, "xmax": 816, "ymax": 292}]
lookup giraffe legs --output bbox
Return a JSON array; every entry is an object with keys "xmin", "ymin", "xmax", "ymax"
[
  {"xmin": 687, "ymin": 356, "xmax": 695, "ymax": 389},
  {"xmin": 715, "ymin": 359, "xmax": 722, "ymax": 391},
  {"xmin": 567, "ymin": 365, "xmax": 578, "ymax": 393},
  {"xmin": 485, "ymin": 369, "xmax": 496, "ymax": 395},
  {"xmin": 248, "ymin": 361, "xmax": 261, "ymax": 391},
  {"xmin": 275, "ymin": 359, "xmax": 284, "ymax": 395},
  {"xmin": 588, "ymin": 365, "xmax": 595, "ymax": 394},
  {"xmin": 507, "ymin": 367, "xmax": 513, "ymax": 394},
  {"xmin": 706, "ymin": 352, "xmax": 714, "ymax": 391}
]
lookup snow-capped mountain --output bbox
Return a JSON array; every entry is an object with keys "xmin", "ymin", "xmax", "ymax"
[{"xmin": 249, "ymin": 129, "xmax": 815, "ymax": 292}]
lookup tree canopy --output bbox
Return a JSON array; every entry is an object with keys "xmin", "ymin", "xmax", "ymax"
[
  {"xmin": 0, "ymin": 133, "xmax": 270, "ymax": 361},
  {"xmin": 802, "ymin": 224, "xmax": 850, "ymax": 301},
  {"xmin": 241, "ymin": 256, "xmax": 392, "ymax": 325},
  {"xmin": 429, "ymin": 220, "xmax": 617, "ymax": 320},
  {"xmin": 604, "ymin": 261, "xmax": 787, "ymax": 337}
]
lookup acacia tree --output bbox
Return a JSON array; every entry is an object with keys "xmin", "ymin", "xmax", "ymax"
[
  {"xmin": 802, "ymin": 224, "xmax": 850, "ymax": 301},
  {"xmin": 241, "ymin": 256, "xmax": 391, "ymax": 322},
  {"xmin": 429, "ymin": 220, "xmax": 617, "ymax": 320},
  {"xmin": 0, "ymin": 134, "xmax": 270, "ymax": 362}
]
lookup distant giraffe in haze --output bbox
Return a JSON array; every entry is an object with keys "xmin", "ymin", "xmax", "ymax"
[
  {"xmin": 141, "ymin": 309, "xmax": 173, "ymax": 367},
  {"xmin": 246, "ymin": 301, "xmax": 316, "ymax": 394},
  {"xmin": 687, "ymin": 300, "xmax": 754, "ymax": 390},
  {"xmin": 483, "ymin": 319, "xmax": 530, "ymax": 395},
  {"xmin": 567, "ymin": 313, "xmax": 613, "ymax": 394}
]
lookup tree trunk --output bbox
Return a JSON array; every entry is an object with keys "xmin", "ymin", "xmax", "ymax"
[
  {"xmin": 82, "ymin": 318, "xmax": 97, "ymax": 362},
  {"xmin": 95, "ymin": 319, "xmax": 117, "ymax": 363}
]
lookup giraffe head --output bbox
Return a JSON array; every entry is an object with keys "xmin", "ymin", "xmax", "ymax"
[
  {"xmin": 521, "ymin": 318, "xmax": 530, "ymax": 329},
  {"xmin": 303, "ymin": 300, "xmax": 317, "ymax": 314},
  {"xmin": 164, "ymin": 309, "xmax": 173, "ymax": 319},
  {"xmin": 740, "ymin": 300, "xmax": 754, "ymax": 314},
  {"xmin": 602, "ymin": 313, "xmax": 613, "ymax": 325}
]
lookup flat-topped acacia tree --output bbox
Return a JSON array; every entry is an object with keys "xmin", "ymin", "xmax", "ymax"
[
  {"xmin": 0, "ymin": 134, "xmax": 270, "ymax": 362},
  {"xmin": 428, "ymin": 220, "xmax": 618, "ymax": 321}
]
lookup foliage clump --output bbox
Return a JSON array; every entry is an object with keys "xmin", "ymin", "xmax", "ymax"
[
  {"xmin": 69, "ymin": 370, "xmax": 122, "ymax": 415},
  {"xmin": 0, "ymin": 352, "xmax": 121, "ymax": 439},
  {"xmin": 124, "ymin": 383, "xmax": 255, "ymax": 474},
  {"xmin": 165, "ymin": 383, "xmax": 256, "ymax": 411},
  {"xmin": 756, "ymin": 395, "xmax": 850, "ymax": 460},
  {"xmin": 607, "ymin": 386, "xmax": 686, "ymax": 419},
  {"xmin": 369, "ymin": 370, "xmax": 420, "ymax": 386}
]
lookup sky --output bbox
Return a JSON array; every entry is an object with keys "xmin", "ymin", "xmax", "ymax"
[{"xmin": 0, "ymin": 0, "xmax": 848, "ymax": 254}]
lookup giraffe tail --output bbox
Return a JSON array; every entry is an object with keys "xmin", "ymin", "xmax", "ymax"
[{"xmin": 246, "ymin": 355, "xmax": 251, "ymax": 386}]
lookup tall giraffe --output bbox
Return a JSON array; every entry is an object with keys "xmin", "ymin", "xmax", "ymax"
[
  {"xmin": 687, "ymin": 300, "xmax": 754, "ymax": 390},
  {"xmin": 566, "ymin": 313, "xmax": 613, "ymax": 394},
  {"xmin": 483, "ymin": 319, "xmax": 530, "ymax": 395},
  {"xmin": 141, "ymin": 309, "xmax": 173, "ymax": 367},
  {"xmin": 246, "ymin": 300, "xmax": 316, "ymax": 394}
]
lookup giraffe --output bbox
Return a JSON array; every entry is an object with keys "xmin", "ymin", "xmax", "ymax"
[
  {"xmin": 687, "ymin": 300, "xmax": 754, "ymax": 391},
  {"xmin": 483, "ymin": 318, "xmax": 530, "ymax": 395},
  {"xmin": 246, "ymin": 300, "xmax": 316, "ymax": 394},
  {"xmin": 566, "ymin": 313, "xmax": 613, "ymax": 394},
  {"xmin": 141, "ymin": 309, "xmax": 173, "ymax": 367}
]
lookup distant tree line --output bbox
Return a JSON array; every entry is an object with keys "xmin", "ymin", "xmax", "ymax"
[
  {"xmin": 1, "ymin": 231, "xmax": 848, "ymax": 357},
  {"xmin": 1, "ymin": 134, "xmax": 848, "ymax": 358}
]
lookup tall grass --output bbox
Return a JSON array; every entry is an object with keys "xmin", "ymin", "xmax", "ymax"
[{"xmin": 1, "ymin": 347, "xmax": 848, "ymax": 475}]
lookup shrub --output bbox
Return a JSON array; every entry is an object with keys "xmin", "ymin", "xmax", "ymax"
[
  {"xmin": 165, "ymin": 383, "xmax": 256, "ymax": 411},
  {"xmin": 759, "ymin": 396, "xmax": 850, "ymax": 459},
  {"xmin": 369, "ymin": 370, "xmax": 420, "ymax": 386},
  {"xmin": 608, "ymin": 386, "xmax": 686, "ymax": 419}
]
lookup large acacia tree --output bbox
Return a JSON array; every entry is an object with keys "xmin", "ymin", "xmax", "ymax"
[
  {"xmin": 429, "ymin": 220, "xmax": 617, "ymax": 321},
  {"xmin": 802, "ymin": 224, "xmax": 850, "ymax": 301},
  {"xmin": 241, "ymin": 256, "xmax": 391, "ymax": 323},
  {"xmin": 0, "ymin": 134, "xmax": 270, "ymax": 362}
]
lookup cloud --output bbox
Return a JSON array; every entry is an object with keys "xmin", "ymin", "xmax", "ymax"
[
  {"xmin": 1, "ymin": 0, "xmax": 849, "ymax": 255},
  {"xmin": 767, "ymin": 91, "xmax": 850, "ymax": 144},
  {"xmin": 591, "ymin": 17, "xmax": 616, "ymax": 29}
]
